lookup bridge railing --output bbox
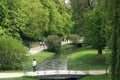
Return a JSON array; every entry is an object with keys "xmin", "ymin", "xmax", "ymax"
[
  {"xmin": 22, "ymin": 59, "xmax": 90, "ymax": 76},
  {"xmin": 67, "ymin": 60, "xmax": 90, "ymax": 74}
]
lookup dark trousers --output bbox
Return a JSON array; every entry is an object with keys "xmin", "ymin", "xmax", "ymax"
[{"xmin": 33, "ymin": 66, "xmax": 36, "ymax": 72}]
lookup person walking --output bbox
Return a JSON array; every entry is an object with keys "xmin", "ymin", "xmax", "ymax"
[{"xmin": 32, "ymin": 59, "xmax": 37, "ymax": 72}]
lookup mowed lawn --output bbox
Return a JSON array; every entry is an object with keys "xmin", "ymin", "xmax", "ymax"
[
  {"xmin": 0, "ymin": 77, "xmax": 36, "ymax": 80},
  {"xmin": 81, "ymin": 74, "xmax": 108, "ymax": 80},
  {"xmin": 23, "ymin": 51, "xmax": 55, "ymax": 71},
  {"xmin": 69, "ymin": 46, "xmax": 109, "ymax": 70}
]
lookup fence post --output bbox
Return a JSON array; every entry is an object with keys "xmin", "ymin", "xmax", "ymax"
[
  {"xmin": 105, "ymin": 63, "xmax": 108, "ymax": 74},
  {"xmin": 86, "ymin": 64, "xmax": 89, "ymax": 75},
  {"xmin": 0, "ymin": 64, "xmax": 1, "ymax": 71},
  {"xmin": 22, "ymin": 62, "xmax": 27, "ymax": 76}
]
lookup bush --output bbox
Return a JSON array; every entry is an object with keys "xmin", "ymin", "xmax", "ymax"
[
  {"xmin": 68, "ymin": 34, "xmax": 79, "ymax": 44},
  {"xmin": 0, "ymin": 36, "xmax": 27, "ymax": 70},
  {"xmin": 44, "ymin": 35, "xmax": 61, "ymax": 54}
]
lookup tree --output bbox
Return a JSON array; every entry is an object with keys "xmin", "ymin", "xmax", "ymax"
[
  {"xmin": 40, "ymin": 0, "xmax": 62, "ymax": 36},
  {"xmin": 70, "ymin": 0, "xmax": 93, "ymax": 36},
  {"xmin": 105, "ymin": 0, "xmax": 120, "ymax": 80},
  {"xmin": 68, "ymin": 34, "xmax": 79, "ymax": 44},
  {"xmin": 1, "ymin": 0, "xmax": 73, "ymax": 42},
  {"xmin": 0, "ymin": 36, "xmax": 27, "ymax": 70},
  {"xmin": 57, "ymin": 0, "xmax": 73, "ymax": 38},
  {"xmin": 22, "ymin": 0, "xmax": 49, "ymax": 41},
  {"xmin": 44, "ymin": 35, "xmax": 61, "ymax": 54},
  {"xmin": 0, "ymin": 1, "xmax": 7, "ymax": 35},
  {"xmin": 71, "ymin": 0, "xmax": 106, "ymax": 54},
  {"xmin": 40, "ymin": 0, "xmax": 73, "ymax": 38},
  {"xmin": 0, "ymin": 0, "xmax": 48, "ymax": 41},
  {"xmin": 1, "ymin": 0, "xmax": 28, "ymax": 39},
  {"xmin": 84, "ymin": 1, "xmax": 106, "ymax": 54}
]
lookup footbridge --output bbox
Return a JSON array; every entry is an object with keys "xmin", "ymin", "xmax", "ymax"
[{"xmin": 23, "ymin": 59, "xmax": 89, "ymax": 79}]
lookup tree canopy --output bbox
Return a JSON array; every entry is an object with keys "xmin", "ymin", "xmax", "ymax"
[
  {"xmin": 0, "ymin": 0, "xmax": 73, "ymax": 41},
  {"xmin": 70, "ymin": 0, "xmax": 106, "ymax": 54}
]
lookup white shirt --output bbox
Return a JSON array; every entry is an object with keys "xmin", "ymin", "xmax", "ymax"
[{"xmin": 32, "ymin": 60, "xmax": 37, "ymax": 66}]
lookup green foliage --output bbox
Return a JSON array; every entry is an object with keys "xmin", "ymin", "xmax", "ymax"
[
  {"xmin": 44, "ymin": 35, "xmax": 61, "ymax": 54},
  {"xmin": 0, "ymin": 36, "xmax": 27, "ymax": 70},
  {"xmin": 40, "ymin": 0, "xmax": 73, "ymax": 38},
  {"xmin": 105, "ymin": 0, "xmax": 120, "ymax": 80},
  {"xmin": 69, "ymin": 46, "xmax": 107, "ymax": 70},
  {"xmin": 61, "ymin": 43, "xmax": 75, "ymax": 50},
  {"xmin": 2, "ymin": 0, "xmax": 28, "ymax": 39},
  {"xmin": 71, "ymin": 0, "xmax": 106, "ymax": 54},
  {"xmin": 0, "ymin": 2, "xmax": 6, "ymax": 26},
  {"xmin": 25, "ymin": 51, "xmax": 55, "ymax": 71},
  {"xmin": 0, "ymin": 77, "xmax": 36, "ymax": 80},
  {"xmin": 22, "ymin": 0, "xmax": 49, "ymax": 41},
  {"xmin": 0, "ymin": 1, "xmax": 6, "ymax": 35},
  {"xmin": 81, "ymin": 75, "xmax": 108, "ymax": 80},
  {"xmin": 70, "ymin": 0, "xmax": 90, "ymax": 35},
  {"xmin": 68, "ymin": 34, "xmax": 79, "ymax": 44},
  {"xmin": 0, "ymin": 0, "xmax": 73, "ymax": 41},
  {"xmin": 84, "ymin": 5, "xmax": 106, "ymax": 50}
]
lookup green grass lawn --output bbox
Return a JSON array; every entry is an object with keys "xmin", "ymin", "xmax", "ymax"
[
  {"xmin": 0, "ymin": 77, "xmax": 36, "ymax": 80},
  {"xmin": 68, "ymin": 46, "xmax": 109, "ymax": 70},
  {"xmin": 0, "ymin": 51, "xmax": 55, "ymax": 72},
  {"xmin": 81, "ymin": 74, "xmax": 108, "ymax": 80},
  {"xmin": 23, "ymin": 51, "xmax": 55, "ymax": 71}
]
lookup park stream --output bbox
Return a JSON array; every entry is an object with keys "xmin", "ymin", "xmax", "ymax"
[{"xmin": 39, "ymin": 45, "xmax": 83, "ymax": 80}]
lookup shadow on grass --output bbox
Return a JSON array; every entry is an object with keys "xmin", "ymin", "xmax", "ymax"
[{"xmin": 69, "ymin": 54, "xmax": 108, "ymax": 70}]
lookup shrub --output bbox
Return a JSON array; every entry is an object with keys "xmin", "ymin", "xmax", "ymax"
[
  {"xmin": 44, "ymin": 35, "xmax": 61, "ymax": 54},
  {"xmin": 0, "ymin": 36, "xmax": 27, "ymax": 70},
  {"xmin": 68, "ymin": 34, "xmax": 79, "ymax": 44}
]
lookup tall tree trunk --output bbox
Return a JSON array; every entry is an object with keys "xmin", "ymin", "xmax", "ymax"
[{"xmin": 98, "ymin": 48, "xmax": 102, "ymax": 55}]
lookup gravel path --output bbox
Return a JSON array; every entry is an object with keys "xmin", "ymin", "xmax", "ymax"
[
  {"xmin": 0, "ymin": 72, "xmax": 24, "ymax": 78},
  {"xmin": 28, "ymin": 41, "xmax": 72, "ymax": 55},
  {"xmin": 28, "ymin": 46, "xmax": 45, "ymax": 55}
]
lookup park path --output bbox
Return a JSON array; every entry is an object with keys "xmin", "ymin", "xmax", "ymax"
[
  {"xmin": 0, "ymin": 72, "xmax": 24, "ymax": 78},
  {"xmin": 0, "ymin": 70, "xmax": 107, "ymax": 78},
  {"xmin": 28, "ymin": 40, "xmax": 72, "ymax": 55},
  {"xmin": 28, "ymin": 46, "xmax": 46, "ymax": 55}
]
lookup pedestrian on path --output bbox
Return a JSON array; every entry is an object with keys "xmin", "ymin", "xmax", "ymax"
[
  {"xmin": 39, "ymin": 41, "xmax": 42, "ymax": 48},
  {"xmin": 32, "ymin": 59, "xmax": 37, "ymax": 72}
]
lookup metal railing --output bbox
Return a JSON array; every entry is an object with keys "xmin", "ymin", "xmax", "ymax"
[{"xmin": 22, "ymin": 59, "xmax": 90, "ymax": 79}]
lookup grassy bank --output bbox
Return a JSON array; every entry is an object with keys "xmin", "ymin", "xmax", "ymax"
[
  {"xmin": 81, "ymin": 74, "xmax": 108, "ymax": 80},
  {"xmin": 23, "ymin": 51, "xmax": 55, "ymax": 71},
  {"xmin": 0, "ymin": 77, "xmax": 36, "ymax": 80},
  {"xmin": 69, "ymin": 46, "xmax": 108, "ymax": 70}
]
